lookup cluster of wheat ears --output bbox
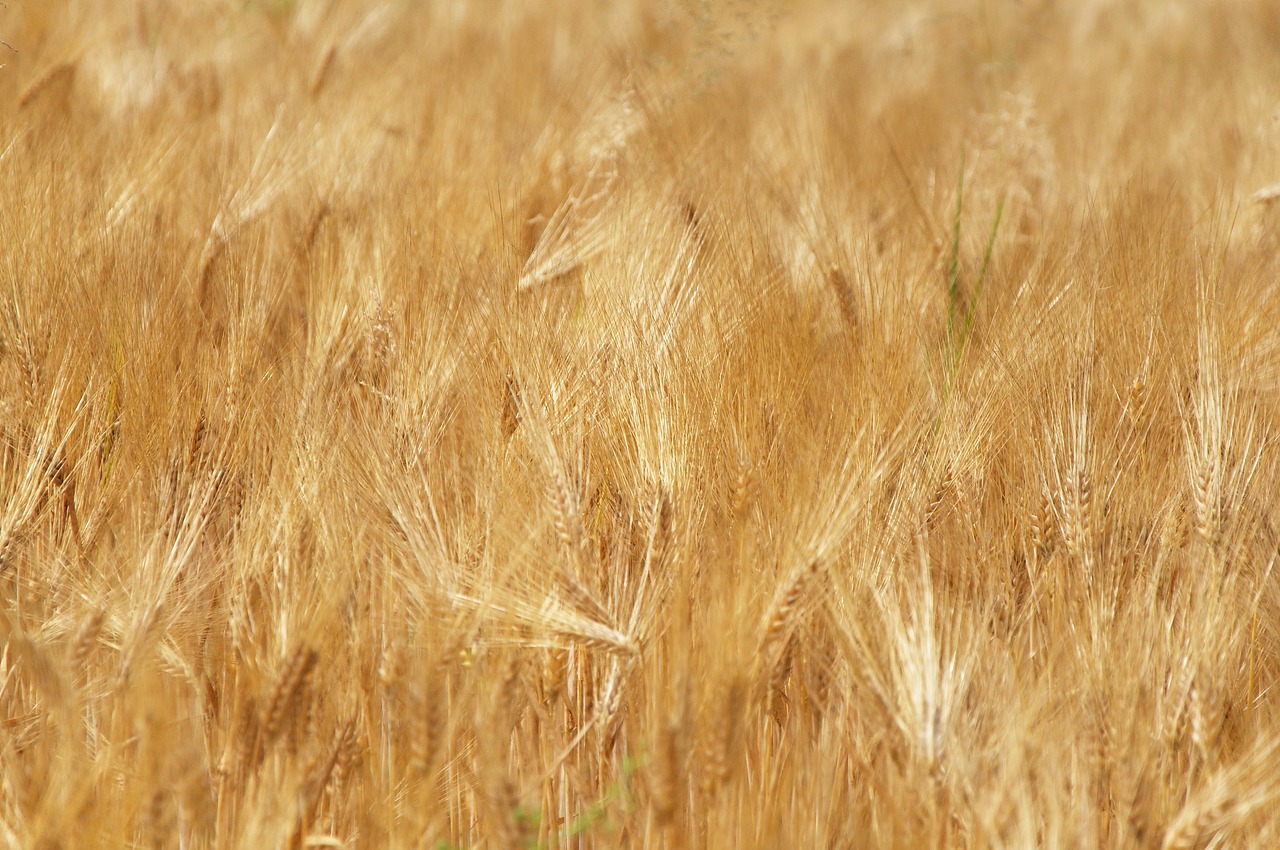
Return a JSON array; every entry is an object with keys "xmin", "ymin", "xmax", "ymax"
[{"xmin": 3, "ymin": 0, "xmax": 1280, "ymax": 848}]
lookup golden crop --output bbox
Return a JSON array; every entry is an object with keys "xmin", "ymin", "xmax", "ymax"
[{"xmin": 2, "ymin": 1, "xmax": 1280, "ymax": 847}]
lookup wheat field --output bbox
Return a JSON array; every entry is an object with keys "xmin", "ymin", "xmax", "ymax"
[{"xmin": 3, "ymin": 1, "xmax": 1280, "ymax": 847}]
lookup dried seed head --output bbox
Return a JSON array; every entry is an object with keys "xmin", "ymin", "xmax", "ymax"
[
  {"xmin": 549, "ymin": 468, "xmax": 582, "ymax": 553},
  {"xmin": 309, "ymin": 43, "xmax": 337, "ymax": 96},
  {"xmin": 767, "ymin": 636, "xmax": 796, "ymax": 729},
  {"xmin": 410, "ymin": 682, "xmax": 446, "ymax": 777},
  {"xmin": 731, "ymin": 456, "xmax": 755, "ymax": 519},
  {"xmin": 541, "ymin": 646, "xmax": 568, "ymax": 706},
  {"xmin": 762, "ymin": 560, "xmax": 820, "ymax": 663},
  {"xmin": 1127, "ymin": 375, "xmax": 1148, "ymax": 423},
  {"xmin": 1060, "ymin": 470, "xmax": 1092, "ymax": 560},
  {"xmin": 69, "ymin": 609, "xmax": 104, "ymax": 669},
  {"xmin": 1192, "ymin": 452, "xmax": 1223, "ymax": 545},
  {"xmin": 335, "ymin": 722, "xmax": 363, "ymax": 785},
  {"xmin": 1187, "ymin": 677, "xmax": 1206, "ymax": 757},
  {"xmin": 654, "ymin": 484, "xmax": 675, "ymax": 556},
  {"xmin": 262, "ymin": 646, "xmax": 319, "ymax": 746},
  {"xmin": 19, "ymin": 61, "xmax": 77, "ymax": 109},
  {"xmin": 1162, "ymin": 799, "xmax": 1230, "ymax": 850},
  {"xmin": 500, "ymin": 372, "xmax": 521, "ymax": 439},
  {"xmin": 651, "ymin": 721, "xmax": 684, "ymax": 826},
  {"xmin": 379, "ymin": 638, "xmax": 404, "ymax": 691},
  {"xmin": 1166, "ymin": 664, "xmax": 1194, "ymax": 750},
  {"xmin": 1029, "ymin": 490, "xmax": 1055, "ymax": 553},
  {"xmin": 701, "ymin": 677, "xmax": 746, "ymax": 796},
  {"xmin": 926, "ymin": 471, "xmax": 954, "ymax": 526},
  {"xmin": 231, "ymin": 689, "xmax": 261, "ymax": 777},
  {"xmin": 1169, "ymin": 499, "xmax": 1191, "ymax": 548},
  {"xmin": 827, "ymin": 264, "xmax": 859, "ymax": 331},
  {"xmin": 298, "ymin": 199, "xmax": 331, "ymax": 253}
]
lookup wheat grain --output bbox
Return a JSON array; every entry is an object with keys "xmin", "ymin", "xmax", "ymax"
[
  {"xmin": 68, "ymin": 608, "xmax": 103, "ymax": 670},
  {"xmin": 826, "ymin": 264, "xmax": 859, "ymax": 331},
  {"xmin": 5, "ymin": 3, "xmax": 1280, "ymax": 847},
  {"xmin": 310, "ymin": 43, "xmax": 338, "ymax": 97},
  {"xmin": 19, "ymin": 61, "xmax": 76, "ymax": 108},
  {"xmin": 262, "ymin": 646, "xmax": 319, "ymax": 749}
]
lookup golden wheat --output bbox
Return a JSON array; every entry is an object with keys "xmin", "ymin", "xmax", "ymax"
[{"xmin": 3, "ymin": 0, "xmax": 1280, "ymax": 847}]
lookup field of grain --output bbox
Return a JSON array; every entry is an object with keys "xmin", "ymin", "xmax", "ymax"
[{"xmin": 3, "ymin": 1, "xmax": 1280, "ymax": 847}]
